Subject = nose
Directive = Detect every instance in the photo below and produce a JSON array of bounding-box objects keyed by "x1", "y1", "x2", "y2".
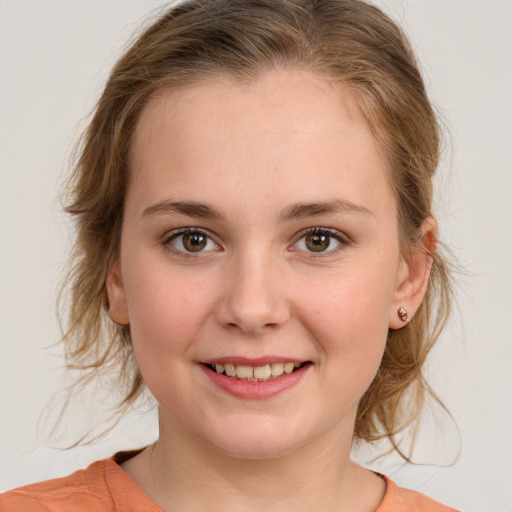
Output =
[{"x1": 215, "y1": 249, "x2": 290, "y2": 335}]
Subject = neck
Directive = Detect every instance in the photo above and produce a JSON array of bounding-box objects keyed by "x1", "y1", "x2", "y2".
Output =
[{"x1": 122, "y1": 412, "x2": 385, "y2": 512}]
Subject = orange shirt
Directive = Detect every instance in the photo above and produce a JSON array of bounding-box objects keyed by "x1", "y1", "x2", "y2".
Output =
[{"x1": 1, "y1": 453, "x2": 458, "y2": 512}]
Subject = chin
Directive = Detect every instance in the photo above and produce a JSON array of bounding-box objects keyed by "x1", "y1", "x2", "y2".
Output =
[{"x1": 202, "y1": 425, "x2": 307, "y2": 461}]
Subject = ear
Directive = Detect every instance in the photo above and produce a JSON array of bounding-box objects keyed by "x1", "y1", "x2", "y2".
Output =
[
  {"x1": 106, "y1": 258, "x2": 130, "y2": 325},
  {"x1": 388, "y1": 217, "x2": 437, "y2": 329}
]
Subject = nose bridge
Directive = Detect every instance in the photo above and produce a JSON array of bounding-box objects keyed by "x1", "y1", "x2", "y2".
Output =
[{"x1": 216, "y1": 242, "x2": 289, "y2": 334}]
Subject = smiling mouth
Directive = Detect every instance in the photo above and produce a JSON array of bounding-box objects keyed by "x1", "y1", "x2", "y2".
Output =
[{"x1": 204, "y1": 362, "x2": 309, "y2": 382}]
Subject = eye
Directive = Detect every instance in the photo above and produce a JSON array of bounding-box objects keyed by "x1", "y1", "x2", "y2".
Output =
[
  {"x1": 166, "y1": 229, "x2": 219, "y2": 254},
  {"x1": 292, "y1": 228, "x2": 347, "y2": 254}
]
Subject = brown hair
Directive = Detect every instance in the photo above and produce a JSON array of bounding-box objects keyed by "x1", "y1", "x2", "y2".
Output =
[{"x1": 61, "y1": 0, "x2": 452, "y2": 457}]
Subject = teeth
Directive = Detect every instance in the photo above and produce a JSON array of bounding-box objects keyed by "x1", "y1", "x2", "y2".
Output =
[
  {"x1": 254, "y1": 365, "x2": 271, "y2": 379},
  {"x1": 270, "y1": 362, "x2": 284, "y2": 376},
  {"x1": 224, "y1": 364, "x2": 236, "y2": 377},
  {"x1": 236, "y1": 365, "x2": 253, "y2": 379},
  {"x1": 210, "y1": 362, "x2": 304, "y2": 381},
  {"x1": 284, "y1": 362, "x2": 294, "y2": 374}
]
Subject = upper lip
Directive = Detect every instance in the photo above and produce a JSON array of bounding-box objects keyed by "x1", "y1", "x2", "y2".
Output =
[{"x1": 202, "y1": 356, "x2": 307, "y2": 366}]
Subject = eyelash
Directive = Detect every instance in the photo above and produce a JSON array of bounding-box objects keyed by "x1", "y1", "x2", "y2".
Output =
[{"x1": 162, "y1": 226, "x2": 350, "y2": 258}]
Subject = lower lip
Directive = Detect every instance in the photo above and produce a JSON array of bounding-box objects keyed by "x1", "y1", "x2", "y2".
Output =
[{"x1": 201, "y1": 363, "x2": 311, "y2": 399}]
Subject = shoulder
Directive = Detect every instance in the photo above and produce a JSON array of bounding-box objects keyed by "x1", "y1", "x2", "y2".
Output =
[
  {"x1": 377, "y1": 475, "x2": 460, "y2": 512},
  {"x1": 0, "y1": 459, "x2": 114, "y2": 512},
  {"x1": 0, "y1": 453, "x2": 161, "y2": 512}
]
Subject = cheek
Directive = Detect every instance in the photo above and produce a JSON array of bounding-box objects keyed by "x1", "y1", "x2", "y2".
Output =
[
  {"x1": 296, "y1": 263, "x2": 395, "y2": 368},
  {"x1": 123, "y1": 260, "x2": 217, "y2": 360}
]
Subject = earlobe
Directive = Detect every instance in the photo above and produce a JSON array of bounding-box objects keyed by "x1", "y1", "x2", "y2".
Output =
[
  {"x1": 388, "y1": 217, "x2": 437, "y2": 329},
  {"x1": 106, "y1": 259, "x2": 130, "y2": 325}
]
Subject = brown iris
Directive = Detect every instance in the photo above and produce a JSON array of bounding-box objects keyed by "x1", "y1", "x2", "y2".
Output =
[
  {"x1": 305, "y1": 233, "x2": 330, "y2": 252},
  {"x1": 182, "y1": 232, "x2": 207, "y2": 252}
]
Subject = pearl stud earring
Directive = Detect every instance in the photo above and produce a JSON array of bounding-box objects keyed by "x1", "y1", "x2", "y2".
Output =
[{"x1": 397, "y1": 307, "x2": 410, "y2": 323}]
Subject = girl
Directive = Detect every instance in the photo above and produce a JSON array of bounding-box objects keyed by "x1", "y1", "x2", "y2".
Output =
[{"x1": 1, "y1": 0, "x2": 461, "y2": 510}]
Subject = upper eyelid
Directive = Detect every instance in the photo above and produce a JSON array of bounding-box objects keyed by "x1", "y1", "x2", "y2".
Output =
[
  {"x1": 163, "y1": 227, "x2": 222, "y2": 251},
  {"x1": 293, "y1": 226, "x2": 349, "y2": 242},
  {"x1": 164, "y1": 227, "x2": 215, "y2": 241},
  {"x1": 299, "y1": 226, "x2": 343, "y2": 235}
]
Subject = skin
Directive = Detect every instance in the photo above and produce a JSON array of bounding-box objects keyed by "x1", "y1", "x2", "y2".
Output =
[{"x1": 107, "y1": 69, "x2": 435, "y2": 512}]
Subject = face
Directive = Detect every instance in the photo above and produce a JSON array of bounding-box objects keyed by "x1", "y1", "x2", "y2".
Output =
[{"x1": 108, "y1": 69, "x2": 417, "y2": 459}]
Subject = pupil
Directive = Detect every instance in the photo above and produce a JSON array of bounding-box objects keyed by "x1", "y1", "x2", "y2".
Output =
[
  {"x1": 306, "y1": 233, "x2": 329, "y2": 252},
  {"x1": 183, "y1": 233, "x2": 206, "y2": 251}
]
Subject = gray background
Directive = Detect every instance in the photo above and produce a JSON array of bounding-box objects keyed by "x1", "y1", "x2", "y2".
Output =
[{"x1": 1, "y1": 1, "x2": 511, "y2": 511}]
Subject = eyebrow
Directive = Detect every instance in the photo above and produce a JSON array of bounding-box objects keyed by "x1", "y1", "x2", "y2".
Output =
[
  {"x1": 142, "y1": 198, "x2": 373, "y2": 221},
  {"x1": 279, "y1": 200, "x2": 374, "y2": 221},
  {"x1": 142, "y1": 200, "x2": 223, "y2": 220}
]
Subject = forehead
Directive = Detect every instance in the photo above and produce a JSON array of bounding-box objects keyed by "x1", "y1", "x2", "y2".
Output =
[
  {"x1": 133, "y1": 69, "x2": 379, "y2": 154},
  {"x1": 128, "y1": 69, "x2": 393, "y2": 218}
]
